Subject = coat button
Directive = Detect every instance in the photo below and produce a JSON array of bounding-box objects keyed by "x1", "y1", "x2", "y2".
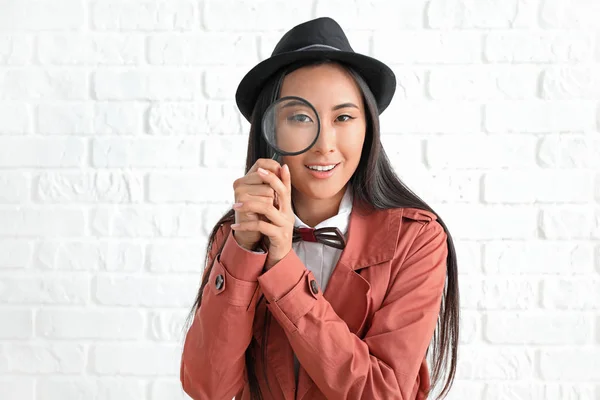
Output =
[
  {"x1": 310, "y1": 279, "x2": 319, "y2": 295},
  {"x1": 215, "y1": 274, "x2": 224, "y2": 290}
]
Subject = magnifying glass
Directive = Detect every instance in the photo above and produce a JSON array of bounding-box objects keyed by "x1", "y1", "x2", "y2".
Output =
[{"x1": 261, "y1": 96, "x2": 320, "y2": 160}]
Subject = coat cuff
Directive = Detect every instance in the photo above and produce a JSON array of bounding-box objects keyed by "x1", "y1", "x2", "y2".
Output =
[
  {"x1": 219, "y1": 230, "x2": 268, "y2": 282},
  {"x1": 257, "y1": 250, "x2": 321, "y2": 333}
]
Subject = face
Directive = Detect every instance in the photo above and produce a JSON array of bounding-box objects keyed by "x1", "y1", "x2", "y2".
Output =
[{"x1": 278, "y1": 63, "x2": 367, "y2": 202}]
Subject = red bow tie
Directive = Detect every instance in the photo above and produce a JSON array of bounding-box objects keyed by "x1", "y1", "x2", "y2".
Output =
[{"x1": 292, "y1": 227, "x2": 347, "y2": 250}]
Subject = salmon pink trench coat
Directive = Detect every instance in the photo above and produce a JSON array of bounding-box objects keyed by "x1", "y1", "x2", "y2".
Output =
[{"x1": 181, "y1": 199, "x2": 448, "y2": 400}]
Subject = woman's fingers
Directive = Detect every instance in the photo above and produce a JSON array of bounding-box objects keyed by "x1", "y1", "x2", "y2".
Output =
[
  {"x1": 256, "y1": 167, "x2": 288, "y2": 206},
  {"x1": 230, "y1": 219, "x2": 279, "y2": 238},
  {"x1": 233, "y1": 201, "x2": 287, "y2": 226}
]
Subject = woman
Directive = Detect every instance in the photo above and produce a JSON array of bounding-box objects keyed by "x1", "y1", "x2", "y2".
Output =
[{"x1": 181, "y1": 17, "x2": 459, "y2": 400}]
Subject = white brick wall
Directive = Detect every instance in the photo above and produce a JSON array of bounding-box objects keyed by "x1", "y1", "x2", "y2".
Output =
[{"x1": 0, "y1": 0, "x2": 598, "y2": 399}]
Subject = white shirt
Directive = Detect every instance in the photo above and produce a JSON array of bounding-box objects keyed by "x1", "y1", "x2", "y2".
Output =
[{"x1": 290, "y1": 185, "x2": 353, "y2": 382}]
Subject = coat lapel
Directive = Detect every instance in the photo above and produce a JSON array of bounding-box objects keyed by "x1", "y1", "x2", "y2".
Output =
[
  {"x1": 295, "y1": 198, "x2": 404, "y2": 399},
  {"x1": 251, "y1": 197, "x2": 405, "y2": 399}
]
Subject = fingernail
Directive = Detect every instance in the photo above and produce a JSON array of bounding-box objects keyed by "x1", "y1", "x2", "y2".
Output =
[
  {"x1": 258, "y1": 167, "x2": 268, "y2": 176},
  {"x1": 231, "y1": 223, "x2": 240, "y2": 228},
  {"x1": 233, "y1": 202, "x2": 243, "y2": 208}
]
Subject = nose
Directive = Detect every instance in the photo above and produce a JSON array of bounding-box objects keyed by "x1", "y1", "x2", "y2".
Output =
[{"x1": 312, "y1": 119, "x2": 336, "y2": 155}]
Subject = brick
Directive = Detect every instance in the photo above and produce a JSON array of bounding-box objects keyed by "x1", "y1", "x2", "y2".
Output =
[
  {"x1": 485, "y1": 31, "x2": 594, "y2": 63},
  {"x1": 0, "y1": 208, "x2": 85, "y2": 236},
  {"x1": 38, "y1": 34, "x2": 143, "y2": 65},
  {"x1": 91, "y1": 344, "x2": 180, "y2": 375},
  {"x1": 0, "y1": 35, "x2": 34, "y2": 64},
  {"x1": 91, "y1": 0, "x2": 196, "y2": 31},
  {"x1": 428, "y1": 66, "x2": 538, "y2": 100},
  {"x1": 453, "y1": 241, "x2": 482, "y2": 274},
  {"x1": 379, "y1": 135, "x2": 424, "y2": 171},
  {"x1": 380, "y1": 102, "x2": 480, "y2": 134},
  {"x1": 94, "y1": 275, "x2": 197, "y2": 307},
  {"x1": 148, "y1": 310, "x2": 189, "y2": 341},
  {"x1": 36, "y1": 171, "x2": 143, "y2": 203},
  {"x1": 540, "y1": 207, "x2": 600, "y2": 239},
  {"x1": 542, "y1": 67, "x2": 600, "y2": 99},
  {"x1": 0, "y1": 309, "x2": 33, "y2": 338},
  {"x1": 94, "y1": 102, "x2": 144, "y2": 135},
  {"x1": 0, "y1": 103, "x2": 31, "y2": 133},
  {"x1": 0, "y1": 0, "x2": 84, "y2": 31},
  {"x1": 37, "y1": 309, "x2": 144, "y2": 339},
  {"x1": 0, "y1": 240, "x2": 32, "y2": 269},
  {"x1": 203, "y1": 67, "x2": 252, "y2": 100},
  {"x1": 0, "y1": 378, "x2": 34, "y2": 400},
  {"x1": 0, "y1": 275, "x2": 89, "y2": 305},
  {"x1": 90, "y1": 206, "x2": 204, "y2": 238},
  {"x1": 202, "y1": 204, "x2": 234, "y2": 236},
  {"x1": 34, "y1": 240, "x2": 144, "y2": 272},
  {"x1": 92, "y1": 138, "x2": 200, "y2": 167},
  {"x1": 202, "y1": 137, "x2": 249, "y2": 168},
  {"x1": 148, "y1": 34, "x2": 257, "y2": 65},
  {"x1": 460, "y1": 277, "x2": 537, "y2": 310},
  {"x1": 539, "y1": 349, "x2": 600, "y2": 381},
  {"x1": 150, "y1": 379, "x2": 193, "y2": 400},
  {"x1": 93, "y1": 70, "x2": 201, "y2": 100},
  {"x1": 484, "y1": 312, "x2": 592, "y2": 344},
  {"x1": 37, "y1": 103, "x2": 92, "y2": 135},
  {"x1": 428, "y1": 0, "x2": 537, "y2": 28},
  {"x1": 456, "y1": 346, "x2": 534, "y2": 379},
  {"x1": 393, "y1": 170, "x2": 480, "y2": 204},
  {"x1": 390, "y1": 67, "x2": 426, "y2": 99},
  {"x1": 538, "y1": 135, "x2": 600, "y2": 169},
  {"x1": 484, "y1": 241, "x2": 594, "y2": 274},
  {"x1": 460, "y1": 311, "x2": 480, "y2": 344},
  {"x1": 435, "y1": 204, "x2": 537, "y2": 240},
  {"x1": 0, "y1": 172, "x2": 30, "y2": 203},
  {"x1": 146, "y1": 241, "x2": 206, "y2": 273},
  {"x1": 148, "y1": 102, "x2": 243, "y2": 135},
  {"x1": 203, "y1": 0, "x2": 312, "y2": 30},
  {"x1": 542, "y1": 278, "x2": 600, "y2": 310},
  {"x1": 0, "y1": 137, "x2": 85, "y2": 167},
  {"x1": 373, "y1": 31, "x2": 482, "y2": 64},
  {"x1": 0, "y1": 69, "x2": 87, "y2": 100},
  {"x1": 316, "y1": 0, "x2": 426, "y2": 29},
  {"x1": 484, "y1": 171, "x2": 594, "y2": 203},
  {"x1": 443, "y1": 382, "x2": 484, "y2": 400},
  {"x1": 427, "y1": 135, "x2": 536, "y2": 169},
  {"x1": 37, "y1": 378, "x2": 144, "y2": 400},
  {"x1": 0, "y1": 343, "x2": 85, "y2": 374},
  {"x1": 541, "y1": 0, "x2": 600, "y2": 28},
  {"x1": 483, "y1": 383, "x2": 596, "y2": 400},
  {"x1": 485, "y1": 101, "x2": 597, "y2": 133},
  {"x1": 148, "y1": 170, "x2": 239, "y2": 203}
]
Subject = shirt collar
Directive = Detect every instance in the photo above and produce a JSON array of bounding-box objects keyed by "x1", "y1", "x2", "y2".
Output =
[{"x1": 294, "y1": 185, "x2": 353, "y2": 234}]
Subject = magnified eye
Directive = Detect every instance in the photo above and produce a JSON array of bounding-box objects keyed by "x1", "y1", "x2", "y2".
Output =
[{"x1": 288, "y1": 113, "x2": 314, "y2": 123}]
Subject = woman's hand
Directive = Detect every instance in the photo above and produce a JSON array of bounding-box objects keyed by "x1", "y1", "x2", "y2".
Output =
[
  {"x1": 231, "y1": 162, "x2": 294, "y2": 270},
  {"x1": 232, "y1": 159, "x2": 281, "y2": 251}
]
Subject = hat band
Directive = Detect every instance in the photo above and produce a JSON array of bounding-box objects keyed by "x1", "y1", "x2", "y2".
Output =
[{"x1": 295, "y1": 44, "x2": 341, "y2": 52}]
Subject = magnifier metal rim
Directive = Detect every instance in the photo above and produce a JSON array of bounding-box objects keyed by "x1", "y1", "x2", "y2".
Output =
[{"x1": 261, "y1": 95, "x2": 321, "y2": 157}]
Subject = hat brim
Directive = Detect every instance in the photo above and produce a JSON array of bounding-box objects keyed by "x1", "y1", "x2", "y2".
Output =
[{"x1": 235, "y1": 50, "x2": 396, "y2": 122}]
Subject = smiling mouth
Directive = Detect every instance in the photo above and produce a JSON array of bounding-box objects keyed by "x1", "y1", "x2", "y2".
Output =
[{"x1": 305, "y1": 163, "x2": 340, "y2": 172}]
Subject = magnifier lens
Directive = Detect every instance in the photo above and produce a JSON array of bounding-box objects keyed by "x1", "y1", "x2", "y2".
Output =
[{"x1": 262, "y1": 97, "x2": 319, "y2": 156}]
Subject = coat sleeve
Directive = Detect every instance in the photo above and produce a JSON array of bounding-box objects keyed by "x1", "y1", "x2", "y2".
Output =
[
  {"x1": 181, "y1": 224, "x2": 268, "y2": 400},
  {"x1": 256, "y1": 220, "x2": 448, "y2": 400}
]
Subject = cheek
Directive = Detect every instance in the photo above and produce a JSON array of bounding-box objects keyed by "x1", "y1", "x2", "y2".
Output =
[{"x1": 339, "y1": 129, "x2": 366, "y2": 162}]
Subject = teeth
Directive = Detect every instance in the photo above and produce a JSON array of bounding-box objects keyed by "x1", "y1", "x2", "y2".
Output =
[{"x1": 308, "y1": 164, "x2": 336, "y2": 171}]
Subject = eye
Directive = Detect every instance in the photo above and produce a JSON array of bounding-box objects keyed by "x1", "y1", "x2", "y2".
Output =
[
  {"x1": 288, "y1": 114, "x2": 313, "y2": 123},
  {"x1": 336, "y1": 114, "x2": 354, "y2": 122}
]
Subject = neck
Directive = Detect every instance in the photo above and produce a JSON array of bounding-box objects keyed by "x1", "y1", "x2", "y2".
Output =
[{"x1": 292, "y1": 185, "x2": 347, "y2": 228}]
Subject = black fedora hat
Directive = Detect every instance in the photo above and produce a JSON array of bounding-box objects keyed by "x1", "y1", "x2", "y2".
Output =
[{"x1": 235, "y1": 17, "x2": 397, "y2": 122}]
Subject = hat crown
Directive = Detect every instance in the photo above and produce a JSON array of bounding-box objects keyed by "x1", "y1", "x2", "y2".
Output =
[{"x1": 272, "y1": 17, "x2": 354, "y2": 56}]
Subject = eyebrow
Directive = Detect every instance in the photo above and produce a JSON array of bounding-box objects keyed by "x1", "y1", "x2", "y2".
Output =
[{"x1": 332, "y1": 102, "x2": 359, "y2": 111}]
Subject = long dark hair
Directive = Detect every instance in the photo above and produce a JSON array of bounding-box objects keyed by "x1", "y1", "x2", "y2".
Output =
[{"x1": 185, "y1": 59, "x2": 459, "y2": 399}]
